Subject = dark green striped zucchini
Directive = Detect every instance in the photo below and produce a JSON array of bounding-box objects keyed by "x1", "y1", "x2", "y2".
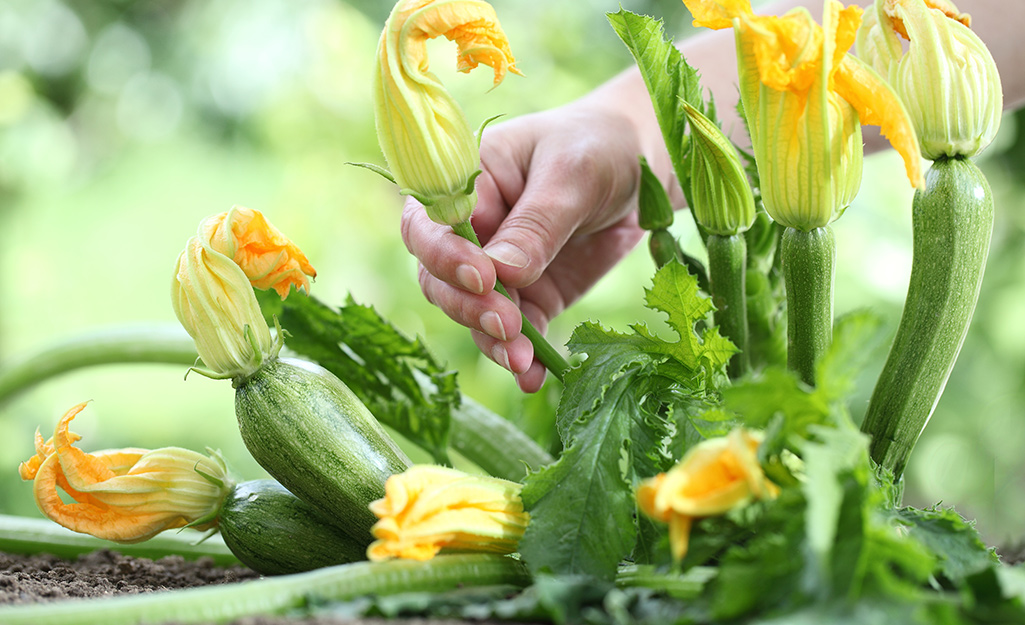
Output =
[
  {"x1": 234, "y1": 357, "x2": 412, "y2": 543},
  {"x1": 862, "y1": 156, "x2": 993, "y2": 479},
  {"x1": 218, "y1": 479, "x2": 368, "y2": 575}
]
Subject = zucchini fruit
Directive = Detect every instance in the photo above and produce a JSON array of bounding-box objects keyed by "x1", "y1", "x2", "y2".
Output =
[
  {"x1": 234, "y1": 357, "x2": 412, "y2": 542},
  {"x1": 862, "y1": 156, "x2": 993, "y2": 479},
  {"x1": 218, "y1": 480, "x2": 367, "y2": 575}
]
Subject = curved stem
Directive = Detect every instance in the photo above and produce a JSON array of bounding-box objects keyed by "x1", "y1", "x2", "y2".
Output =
[
  {"x1": 0, "y1": 326, "x2": 552, "y2": 479},
  {"x1": 707, "y1": 233, "x2": 749, "y2": 378},
  {"x1": 0, "y1": 554, "x2": 530, "y2": 625},
  {"x1": 0, "y1": 325, "x2": 199, "y2": 406},
  {"x1": 781, "y1": 226, "x2": 835, "y2": 386},
  {"x1": 451, "y1": 221, "x2": 570, "y2": 381},
  {"x1": 862, "y1": 157, "x2": 993, "y2": 481},
  {"x1": 0, "y1": 514, "x2": 238, "y2": 566}
]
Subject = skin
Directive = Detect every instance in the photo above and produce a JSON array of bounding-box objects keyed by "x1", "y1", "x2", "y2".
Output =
[{"x1": 401, "y1": 0, "x2": 1025, "y2": 392}]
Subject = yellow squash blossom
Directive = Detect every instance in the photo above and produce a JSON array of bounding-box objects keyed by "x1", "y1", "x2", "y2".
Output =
[
  {"x1": 200, "y1": 205, "x2": 317, "y2": 299},
  {"x1": 374, "y1": 0, "x2": 520, "y2": 226},
  {"x1": 19, "y1": 403, "x2": 231, "y2": 543},
  {"x1": 172, "y1": 207, "x2": 315, "y2": 377},
  {"x1": 682, "y1": 0, "x2": 924, "y2": 230},
  {"x1": 856, "y1": 0, "x2": 1001, "y2": 159},
  {"x1": 367, "y1": 464, "x2": 529, "y2": 561},
  {"x1": 637, "y1": 428, "x2": 778, "y2": 562}
]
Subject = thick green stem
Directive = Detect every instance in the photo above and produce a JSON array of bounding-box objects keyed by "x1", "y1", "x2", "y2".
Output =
[
  {"x1": 707, "y1": 233, "x2": 749, "y2": 378},
  {"x1": 0, "y1": 325, "x2": 199, "y2": 405},
  {"x1": 0, "y1": 515, "x2": 238, "y2": 566},
  {"x1": 0, "y1": 327, "x2": 552, "y2": 479},
  {"x1": 781, "y1": 226, "x2": 835, "y2": 386},
  {"x1": 862, "y1": 157, "x2": 993, "y2": 481},
  {"x1": 0, "y1": 554, "x2": 530, "y2": 625},
  {"x1": 451, "y1": 221, "x2": 570, "y2": 381}
]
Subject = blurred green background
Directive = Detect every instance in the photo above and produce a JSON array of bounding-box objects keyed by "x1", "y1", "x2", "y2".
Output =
[{"x1": 1, "y1": 0, "x2": 1022, "y2": 548}]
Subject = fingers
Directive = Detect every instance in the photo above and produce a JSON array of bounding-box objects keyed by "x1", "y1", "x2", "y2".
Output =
[
  {"x1": 401, "y1": 198, "x2": 496, "y2": 296},
  {"x1": 470, "y1": 296, "x2": 552, "y2": 393},
  {"x1": 418, "y1": 264, "x2": 522, "y2": 343}
]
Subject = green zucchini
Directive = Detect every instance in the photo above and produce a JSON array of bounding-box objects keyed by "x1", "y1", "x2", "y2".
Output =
[
  {"x1": 862, "y1": 156, "x2": 993, "y2": 480},
  {"x1": 218, "y1": 480, "x2": 367, "y2": 575},
  {"x1": 234, "y1": 357, "x2": 412, "y2": 543},
  {"x1": 781, "y1": 225, "x2": 836, "y2": 386}
]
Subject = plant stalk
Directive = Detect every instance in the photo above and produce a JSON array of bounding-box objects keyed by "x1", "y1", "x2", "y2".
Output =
[
  {"x1": 0, "y1": 515, "x2": 238, "y2": 566},
  {"x1": 0, "y1": 325, "x2": 199, "y2": 405},
  {"x1": 781, "y1": 226, "x2": 835, "y2": 386},
  {"x1": 0, "y1": 554, "x2": 530, "y2": 625},
  {"x1": 451, "y1": 221, "x2": 571, "y2": 381},
  {"x1": 0, "y1": 326, "x2": 552, "y2": 480},
  {"x1": 861, "y1": 157, "x2": 993, "y2": 480},
  {"x1": 707, "y1": 233, "x2": 749, "y2": 378}
]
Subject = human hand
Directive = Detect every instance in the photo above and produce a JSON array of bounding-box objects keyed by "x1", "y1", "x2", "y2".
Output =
[{"x1": 401, "y1": 101, "x2": 651, "y2": 392}]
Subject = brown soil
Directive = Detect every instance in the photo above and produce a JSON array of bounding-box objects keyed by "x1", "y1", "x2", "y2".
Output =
[{"x1": 0, "y1": 550, "x2": 528, "y2": 625}]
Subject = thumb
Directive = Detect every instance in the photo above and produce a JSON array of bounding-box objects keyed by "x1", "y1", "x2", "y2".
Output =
[{"x1": 482, "y1": 153, "x2": 605, "y2": 289}]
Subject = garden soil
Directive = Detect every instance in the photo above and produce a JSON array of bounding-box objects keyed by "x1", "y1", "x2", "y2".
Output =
[
  {"x1": 3, "y1": 546, "x2": 1023, "y2": 623},
  {"x1": 0, "y1": 549, "x2": 532, "y2": 625}
]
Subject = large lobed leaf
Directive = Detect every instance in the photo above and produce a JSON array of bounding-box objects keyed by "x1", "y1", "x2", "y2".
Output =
[{"x1": 519, "y1": 261, "x2": 732, "y2": 580}]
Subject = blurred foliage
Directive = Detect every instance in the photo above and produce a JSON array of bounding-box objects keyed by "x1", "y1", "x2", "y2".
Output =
[{"x1": 0, "y1": 0, "x2": 1024, "y2": 551}]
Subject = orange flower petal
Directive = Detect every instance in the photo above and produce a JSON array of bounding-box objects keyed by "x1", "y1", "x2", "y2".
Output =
[
  {"x1": 202, "y1": 206, "x2": 317, "y2": 299},
  {"x1": 834, "y1": 55, "x2": 924, "y2": 188},
  {"x1": 33, "y1": 453, "x2": 179, "y2": 543}
]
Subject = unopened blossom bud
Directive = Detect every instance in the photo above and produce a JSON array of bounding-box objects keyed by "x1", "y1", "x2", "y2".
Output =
[
  {"x1": 20, "y1": 403, "x2": 231, "y2": 543},
  {"x1": 683, "y1": 101, "x2": 755, "y2": 236},
  {"x1": 367, "y1": 465, "x2": 529, "y2": 561},
  {"x1": 856, "y1": 0, "x2": 1001, "y2": 160},
  {"x1": 172, "y1": 236, "x2": 273, "y2": 377},
  {"x1": 373, "y1": 0, "x2": 520, "y2": 226}
]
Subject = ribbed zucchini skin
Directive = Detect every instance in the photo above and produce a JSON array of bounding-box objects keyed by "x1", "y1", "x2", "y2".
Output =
[
  {"x1": 234, "y1": 357, "x2": 412, "y2": 542},
  {"x1": 219, "y1": 480, "x2": 367, "y2": 575}
]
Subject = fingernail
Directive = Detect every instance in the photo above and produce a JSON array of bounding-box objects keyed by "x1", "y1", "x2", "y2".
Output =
[
  {"x1": 455, "y1": 264, "x2": 484, "y2": 294},
  {"x1": 485, "y1": 242, "x2": 529, "y2": 268},
  {"x1": 491, "y1": 344, "x2": 512, "y2": 371},
  {"x1": 479, "y1": 310, "x2": 507, "y2": 341}
]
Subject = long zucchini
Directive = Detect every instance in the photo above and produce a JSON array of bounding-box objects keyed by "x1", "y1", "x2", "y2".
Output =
[
  {"x1": 234, "y1": 357, "x2": 412, "y2": 543},
  {"x1": 218, "y1": 480, "x2": 367, "y2": 575},
  {"x1": 861, "y1": 156, "x2": 993, "y2": 479}
]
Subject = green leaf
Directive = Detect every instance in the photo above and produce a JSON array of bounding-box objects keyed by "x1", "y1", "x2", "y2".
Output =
[
  {"x1": 518, "y1": 368, "x2": 647, "y2": 581},
  {"x1": 607, "y1": 9, "x2": 704, "y2": 200},
  {"x1": 890, "y1": 506, "x2": 999, "y2": 583},
  {"x1": 816, "y1": 310, "x2": 888, "y2": 403},
  {"x1": 261, "y1": 292, "x2": 457, "y2": 465},
  {"x1": 520, "y1": 261, "x2": 730, "y2": 579}
]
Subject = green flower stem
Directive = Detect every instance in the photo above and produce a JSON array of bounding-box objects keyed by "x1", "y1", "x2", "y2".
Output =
[
  {"x1": 0, "y1": 326, "x2": 552, "y2": 479},
  {"x1": 0, "y1": 325, "x2": 199, "y2": 406},
  {"x1": 862, "y1": 157, "x2": 993, "y2": 481},
  {"x1": 707, "y1": 233, "x2": 749, "y2": 378},
  {"x1": 451, "y1": 221, "x2": 571, "y2": 382},
  {"x1": 0, "y1": 514, "x2": 238, "y2": 566},
  {"x1": 781, "y1": 226, "x2": 836, "y2": 386},
  {"x1": 0, "y1": 554, "x2": 530, "y2": 625}
]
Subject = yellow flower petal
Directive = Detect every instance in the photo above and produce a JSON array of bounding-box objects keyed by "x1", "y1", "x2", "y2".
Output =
[
  {"x1": 684, "y1": 0, "x2": 753, "y2": 29},
  {"x1": 636, "y1": 428, "x2": 777, "y2": 563},
  {"x1": 367, "y1": 464, "x2": 528, "y2": 562}
]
